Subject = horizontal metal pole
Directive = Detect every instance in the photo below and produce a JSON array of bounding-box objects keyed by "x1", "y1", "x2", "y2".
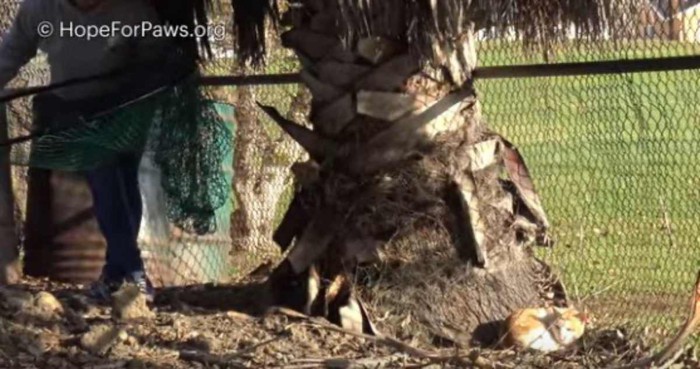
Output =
[
  {"x1": 199, "y1": 55, "x2": 700, "y2": 85},
  {"x1": 473, "y1": 55, "x2": 700, "y2": 79},
  {"x1": 199, "y1": 73, "x2": 302, "y2": 86},
  {"x1": 2, "y1": 55, "x2": 700, "y2": 104}
]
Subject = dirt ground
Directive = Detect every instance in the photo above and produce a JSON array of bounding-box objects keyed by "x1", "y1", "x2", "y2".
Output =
[{"x1": 0, "y1": 275, "x2": 697, "y2": 369}]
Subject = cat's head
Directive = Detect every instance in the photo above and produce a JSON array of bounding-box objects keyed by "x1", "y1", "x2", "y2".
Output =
[
  {"x1": 555, "y1": 306, "x2": 590, "y2": 323},
  {"x1": 558, "y1": 307, "x2": 590, "y2": 338}
]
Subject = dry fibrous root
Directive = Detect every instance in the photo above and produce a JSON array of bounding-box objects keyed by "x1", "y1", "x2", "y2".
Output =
[{"x1": 261, "y1": 0, "x2": 559, "y2": 341}]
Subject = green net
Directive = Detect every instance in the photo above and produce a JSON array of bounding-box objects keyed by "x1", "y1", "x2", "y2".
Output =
[{"x1": 5, "y1": 77, "x2": 235, "y2": 236}]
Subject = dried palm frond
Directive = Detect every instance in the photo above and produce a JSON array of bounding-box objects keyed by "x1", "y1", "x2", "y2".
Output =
[
  {"x1": 150, "y1": 0, "x2": 217, "y2": 61},
  {"x1": 0, "y1": 1, "x2": 19, "y2": 31},
  {"x1": 149, "y1": 0, "x2": 279, "y2": 67},
  {"x1": 10, "y1": 0, "x2": 635, "y2": 68},
  {"x1": 148, "y1": 0, "x2": 634, "y2": 67},
  {"x1": 336, "y1": 0, "x2": 635, "y2": 64},
  {"x1": 230, "y1": 0, "x2": 280, "y2": 66}
]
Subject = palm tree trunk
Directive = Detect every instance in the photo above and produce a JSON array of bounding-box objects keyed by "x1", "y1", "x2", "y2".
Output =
[{"x1": 266, "y1": 0, "x2": 561, "y2": 344}]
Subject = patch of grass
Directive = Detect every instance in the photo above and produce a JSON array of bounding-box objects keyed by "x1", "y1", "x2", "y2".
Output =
[
  {"x1": 476, "y1": 42, "x2": 700, "y2": 333},
  {"x1": 477, "y1": 39, "x2": 700, "y2": 66}
]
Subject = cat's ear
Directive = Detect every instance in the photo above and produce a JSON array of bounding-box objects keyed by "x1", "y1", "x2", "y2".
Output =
[{"x1": 577, "y1": 312, "x2": 590, "y2": 323}]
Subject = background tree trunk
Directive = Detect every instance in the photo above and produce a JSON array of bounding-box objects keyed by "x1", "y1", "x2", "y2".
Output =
[
  {"x1": 0, "y1": 1, "x2": 50, "y2": 283},
  {"x1": 205, "y1": 2, "x2": 311, "y2": 276},
  {"x1": 265, "y1": 0, "x2": 560, "y2": 344},
  {"x1": 0, "y1": 104, "x2": 20, "y2": 284},
  {"x1": 227, "y1": 72, "x2": 310, "y2": 275},
  {"x1": 0, "y1": 1, "x2": 20, "y2": 284}
]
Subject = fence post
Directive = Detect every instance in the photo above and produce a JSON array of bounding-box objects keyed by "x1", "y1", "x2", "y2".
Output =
[{"x1": 0, "y1": 103, "x2": 20, "y2": 284}]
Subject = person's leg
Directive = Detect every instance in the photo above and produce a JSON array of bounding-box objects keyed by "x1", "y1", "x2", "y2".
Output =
[
  {"x1": 114, "y1": 154, "x2": 146, "y2": 276},
  {"x1": 85, "y1": 154, "x2": 152, "y2": 300}
]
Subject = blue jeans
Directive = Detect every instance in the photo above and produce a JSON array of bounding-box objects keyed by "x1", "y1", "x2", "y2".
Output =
[{"x1": 84, "y1": 155, "x2": 145, "y2": 281}]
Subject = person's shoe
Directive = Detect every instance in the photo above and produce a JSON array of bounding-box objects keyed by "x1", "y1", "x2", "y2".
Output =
[
  {"x1": 88, "y1": 273, "x2": 123, "y2": 302},
  {"x1": 124, "y1": 271, "x2": 155, "y2": 303}
]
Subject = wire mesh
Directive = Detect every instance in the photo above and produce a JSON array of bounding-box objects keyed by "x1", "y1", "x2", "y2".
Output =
[
  {"x1": 0, "y1": 2, "x2": 305, "y2": 285},
  {"x1": 475, "y1": 1, "x2": 700, "y2": 344},
  {"x1": 1, "y1": 0, "x2": 49, "y2": 238},
  {"x1": 0, "y1": 3, "x2": 201, "y2": 285},
  {"x1": 1, "y1": 0, "x2": 699, "y2": 346},
  {"x1": 200, "y1": 43, "x2": 310, "y2": 274}
]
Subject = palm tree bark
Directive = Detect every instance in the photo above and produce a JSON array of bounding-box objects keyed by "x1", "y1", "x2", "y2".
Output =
[{"x1": 264, "y1": 0, "x2": 559, "y2": 344}]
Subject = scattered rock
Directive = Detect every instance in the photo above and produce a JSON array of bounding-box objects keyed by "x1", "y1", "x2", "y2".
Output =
[
  {"x1": 173, "y1": 318, "x2": 190, "y2": 339},
  {"x1": 45, "y1": 356, "x2": 67, "y2": 368},
  {"x1": 20, "y1": 334, "x2": 47, "y2": 357},
  {"x1": 0, "y1": 287, "x2": 34, "y2": 311},
  {"x1": 62, "y1": 293, "x2": 91, "y2": 313},
  {"x1": 225, "y1": 310, "x2": 254, "y2": 321},
  {"x1": 184, "y1": 332, "x2": 216, "y2": 353},
  {"x1": 64, "y1": 308, "x2": 89, "y2": 334},
  {"x1": 117, "y1": 329, "x2": 129, "y2": 342},
  {"x1": 84, "y1": 361, "x2": 127, "y2": 369},
  {"x1": 80, "y1": 324, "x2": 126, "y2": 356},
  {"x1": 125, "y1": 335, "x2": 139, "y2": 346},
  {"x1": 112, "y1": 284, "x2": 154, "y2": 321},
  {"x1": 0, "y1": 260, "x2": 22, "y2": 285},
  {"x1": 127, "y1": 359, "x2": 147, "y2": 369},
  {"x1": 34, "y1": 292, "x2": 64, "y2": 314}
]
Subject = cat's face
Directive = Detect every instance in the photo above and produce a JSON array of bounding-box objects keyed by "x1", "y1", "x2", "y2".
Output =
[
  {"x1": 559, "y1": 308, "x2": 588, "y2": 338},
  {"x1": 564, "y1": 318, "x2": 585, "y2": 336}
]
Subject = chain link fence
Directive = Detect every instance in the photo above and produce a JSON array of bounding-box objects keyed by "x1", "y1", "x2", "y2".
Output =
[
  {"x1": 2, "y1": 0, "x2": 700, "y2": 345},
  {"x1": 475, "y1": 1, "x2": 700, "y2": 344},
  {"x1": 202, "y1": 55, "x2": 309, "y2": 277},
  {"x1": 0, "y1": 1, "x2": 303, "y2": 286},
  {"x1": 1, "y1": 0, "x2": 48, "y2": 243}
]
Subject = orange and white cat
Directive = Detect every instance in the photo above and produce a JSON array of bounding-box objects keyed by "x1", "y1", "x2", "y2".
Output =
[{"x1": 502, "y1": 306, "x2": 589, "y2": 352}]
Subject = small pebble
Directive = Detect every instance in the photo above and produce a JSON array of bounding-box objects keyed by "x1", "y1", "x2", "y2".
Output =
[
  {"x1": 80, "y1": 325, "x2": 125, "y2": 355},
  {"x1": 127, "y1": 359, "x2": 147, "y2": 369},
  {"x1": 34, "y1": 292, "x2": 64, "y2": 314},
  {"x1": 112, "y1": 284, "x2": 155, "y2": 321}
]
